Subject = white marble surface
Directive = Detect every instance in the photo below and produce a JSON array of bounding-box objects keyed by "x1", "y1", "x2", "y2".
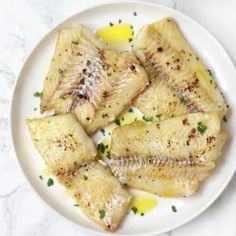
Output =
[{"x1": 1, "y1": 0, "x2": 236, "y2": 235}]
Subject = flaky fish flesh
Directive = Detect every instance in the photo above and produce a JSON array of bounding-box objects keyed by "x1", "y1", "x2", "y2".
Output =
[
  {"x1": 133, "y1": 18, "x2": 228, "y2": 121},
  {"x1": 109, "y1": 113, "x2": 226, "y2": 197},
  {"x1": 40, "y1": 26, "x2": 149, "y2": 134}
]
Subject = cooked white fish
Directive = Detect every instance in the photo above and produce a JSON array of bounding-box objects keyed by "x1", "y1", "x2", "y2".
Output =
[
  {"x1": 64, "y1": 162, "x2": 131, "y2": 231},
  {"x1": 111, "y1": 112, "x2": 223, "y2": 162},
  {"x1": 26, "y1": 114, "x2": 97, "y2": 174},
  {"x1": 27, "y1": 114, "x2": 131, "y2": 232},
  {"x1": 40, "y1": 26, "x2": 149, "y2": 134},
  {"x1": 133, "y1": 18, "x2": 228, "y2": 120},
  {"x1": 109, "y1": 113, "x2": 226, "y2": 197}
]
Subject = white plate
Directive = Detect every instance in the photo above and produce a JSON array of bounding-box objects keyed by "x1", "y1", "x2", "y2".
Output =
[{"x1": 11, "y1": 1, "x2": 236, "y2": 235}]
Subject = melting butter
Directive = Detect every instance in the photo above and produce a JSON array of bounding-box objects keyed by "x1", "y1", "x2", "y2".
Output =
[
  {"x1": 42, "y1": 166, "x2": 52, "y2": 176},
  {"x1": 129, "y1": 193, "x2": 158, "y2": 214},
  {"x1": 96, "y1": 23, "x2": 133, "y2": 44}
]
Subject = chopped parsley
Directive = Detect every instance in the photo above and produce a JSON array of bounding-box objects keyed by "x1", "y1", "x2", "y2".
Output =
[
  {"x1": 109, "y1": 22, "x2": 114, "y2": 27},
  {"x1": 106, "y1": 151, "x2": 111, "y2": 159},
  {"x1": 180, "y1": 96, "x2": 186, "y2": 103},
  {"x1": 58, "y1": 68, "x2": 64, "y2": 74},
  {"x1": 33, "y1": 91, "x2": 43, "y2": 98},
  {"x1": 129, "y1": 38, "x2": 133, "y2": 42},
  {"x1": 133, "y1": 11, "x2": 137, "y2": 16},
  {"x1": 47, "y1": 178, "x2": 54, "y2": 187},
  {"x1": 86, "y1": 60, "x2": 91, "y2": 66},
  {"x1": 131, "y1": 206, "x2": 138, "y2": 214},
  {"x1": 99, "y1": 209, "x2": 106, "y2": 219},
  {"x1": 128, "y1": 108, "x2": 134, "y2": 113},
  {"x1": 171, "y1": 205, "x2": 177, "y2": 213},
  {"x1": 142, "y1": 116, "x2": 152, "y2": 122},
  {"x1": 114, "y1": 119, "x2": 121, "y2": 126},
  {"x1": 197, "y1": 122, "x2": 207, "y2": 134},
  {"x1": 83, "y1": 175, "x2": 88, "y2": 180},
  {"x1": 72, "y1": 41, "x2": 79, "y2": 45},
  {"x1": 100, "y1": 128, "x2": 105, "y2": 135},
  {"x1": 223, "y1": 115, "x2": 227, "y2": 122},
  {"x1": 98, "y1": 143, "x2": 106, "y2": 153},
  {"x1": 156, "y1": 114, "x2": 162, "y2": 119},
  {"x1": 140, "y1": 212, "x2": 144, "y2": 216},
  {"x1": 74, "y1": 204, "x2": 79, "y2": 207},
  {"x1": 107, "y1": 72, "x2": 112, "y2": 76},
  {"x1": 118, "y1": 19, "x2": 122, "y2": 23},
  {"x1": 39, "y1": 175, "x2": 43, "y2": 180}
]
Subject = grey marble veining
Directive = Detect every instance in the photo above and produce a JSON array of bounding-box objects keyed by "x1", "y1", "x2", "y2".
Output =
[{"x1": 0, "y1": 0, "x2": 236, "y2": 235}]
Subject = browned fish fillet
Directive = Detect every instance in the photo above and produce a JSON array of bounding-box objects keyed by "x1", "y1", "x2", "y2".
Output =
[
  {"x1": 133, "y1": 18, "x2": 228, "y2": 121},
  {"x1": 40, "y1": 26, "x2": 149, "y2": 134}
]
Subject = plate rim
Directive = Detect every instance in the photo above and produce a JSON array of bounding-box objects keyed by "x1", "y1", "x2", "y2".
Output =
[{"x1": 10, "y1": 1, "x2": 236, "y2": 235}]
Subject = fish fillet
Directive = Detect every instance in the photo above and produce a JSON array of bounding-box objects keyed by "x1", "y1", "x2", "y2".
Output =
[
  {"x1": 109, "y1": 113, "x2": 226, "y2": 197},
  {"x1": 111, "y1": 112, "x2": 223, "y2": 162},
  {"x1": 40, "y1": 26, "x2": 149, "y2": 134},
  {"x1": 64, "y1": 162, "x2": 131, "y2": 231},
  {"x1": 26, "y1": 114, "x2": 97, "y2": 174},
  {"x1": 133, "y1": 18, "x2": 228, "y2": 120},
  {"x1": 26, "y1": 114, "x2": 131, "y2": 231}
]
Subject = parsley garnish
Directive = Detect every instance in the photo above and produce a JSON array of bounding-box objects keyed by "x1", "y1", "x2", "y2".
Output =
[
  {"x1": 140, "y1": 212, "x2": 144, "y2": 216},
  {"x1": 106, "y1": 151, "x2": 111, "y2": 159},
  {"x1": 131, "y1": 206, "x2": 138, "y2": 214},
  {"x1": 171, "y1": 205, "x2": 177, "y2": 213},
  {"x1": 83, "y1": 175, "x2": 88, "y2": 180},
  {"x1": 47, "y1": 178, "x2": 54, "y2": 187},
  {"x1": 142, "y1": 116, "x2": 152, "y2": 122},
  {"x1": 58, "y1": 68, "x2": 64, "y2": 74},
  {"x1": 118, "y1": 19, "x2": 122, "y2": 23},
  {"x1": 129, "y1": 38, "x2": 133, "y2": 42},
  {"x1": 223, "y1": 115, "x2": 227, "y2": 122},
  {"x1": 86, "y1": 60, "x2": 91, "y2": 66},
  {"x1": 33, "y1": 91, "x2": 43, "y2": 98},
  {"x1": 109, "y1": 22, "x2": 114, "y2": 27},
  {"x1": 156, "y1": 114, "x2": 162, "y2": 119},
  {"x1": 98, "y1": 143, "x2": 106, "y2": 153},
  {"x1": 114, "y1": 119, "x2": 121, "y2": 126},
  {"x1": 99, "y1": 209, "x2": 106, "y2": 219},
  {"x1": 128, "y1": 108, "x2": 134, "y2": 113},
  {"x1": 197, "y1": 122, "x2": 207, "y2": 134},
  {"x1": 72, "y1": 41, "x2": 79, "y2": 45},
  {"x1": 100, "y1": 128, "x2": 105, "y2": 135}
]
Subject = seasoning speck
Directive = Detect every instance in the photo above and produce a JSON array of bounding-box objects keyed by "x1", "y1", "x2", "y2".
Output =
[
  {"x1": 128, "y1": 108, "x2": 134, "y2": 113},
  {"x1": 58, "y1": 68, "x2": 64, "y2": 74},
  {"x1": 131, "y1": 206, "x2": 138, "y2": 214},
  {"x1": 171, "y1": 205, "x2": 177, "y2": 213},
  {"x1": 47, "y1": 178, "x2": 54, "y2": 187},
  {"x1": 86, "y1": 60, "x2": 91, "y2": 66},
  {"x1": 100, "y1": 128, "x2": 105, "y2": 135},
  {"x1": 74, "y1": 204, "x2": 79, "y2": 207},
  {"x1": 143, "y1": 116, "x2": 152, "y2": 122},
  {"x1": 133, "y1": 11, "x2": 137, "y2": 16},
  {"x1": 197, "y1": 122, "x2": 207, "y2": 135},
  {"x1": 33, "y1": 91, "x2": 43, "y2": 98},
  {"x1": 39, "y1": 175, "x2": 43, "y2": 180},
  {"x1": 114, "y1": 119, "x2": 121, "y2": 126},
  {"x1": 109, "y1": 22, "x2": 114, "y2": 27},
  {"x1": 223, "y1": 115, "x2": 227, "y2": 122},
  {"x1": 83, "y1": 175, "x2": 88, "y2": 180},
  {"x1": 99, "y1": 209, "x2": 106, "y2": 219}
]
